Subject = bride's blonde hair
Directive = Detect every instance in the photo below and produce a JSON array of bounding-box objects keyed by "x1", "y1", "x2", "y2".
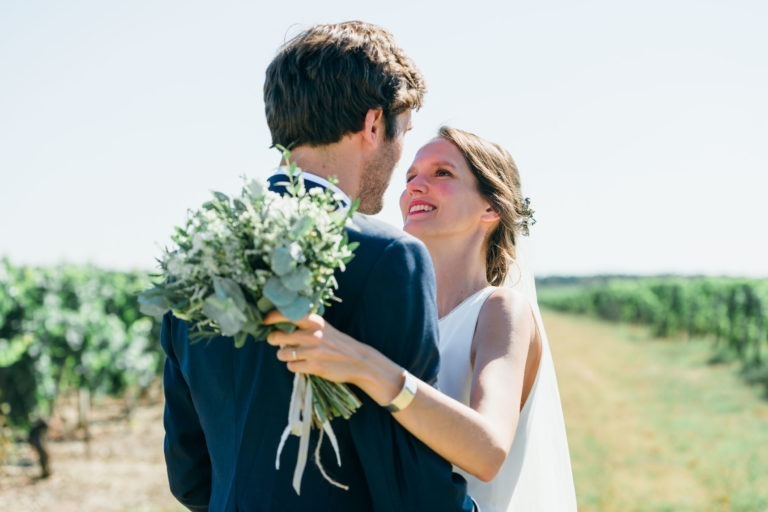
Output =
[{"x1": 437, "y1": 126, "x2": 528, "y2": 286}]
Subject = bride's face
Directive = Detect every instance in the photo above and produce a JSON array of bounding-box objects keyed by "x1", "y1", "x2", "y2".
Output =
[{"x1": 399, "y1": 138, "x2": 497, "y2": 240}]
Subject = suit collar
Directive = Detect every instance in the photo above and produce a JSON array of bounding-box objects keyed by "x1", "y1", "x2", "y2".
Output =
[{"x1": 270, "y1": 168, "x2": 351, "y2": 210}]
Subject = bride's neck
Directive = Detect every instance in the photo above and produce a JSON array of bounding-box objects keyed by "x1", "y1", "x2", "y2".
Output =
[{"x1": 424, "y1": 237, "x2": 490, "y2": 318}]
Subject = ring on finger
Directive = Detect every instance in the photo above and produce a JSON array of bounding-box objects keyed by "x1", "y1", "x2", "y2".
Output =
[{"x1": 291, "y1": 349, "x2": 298, "y2": 361}]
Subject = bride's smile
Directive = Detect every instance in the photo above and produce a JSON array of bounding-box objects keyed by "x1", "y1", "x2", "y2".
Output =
[
  {"x1": 400, "y1": 138, "x2": 499, "y2": 245},
  {"x1": 407, "y1": 200, "x2": 437, "y2": 215}
]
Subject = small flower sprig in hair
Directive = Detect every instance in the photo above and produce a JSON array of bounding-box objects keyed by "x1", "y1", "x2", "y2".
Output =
[{"x1": 517, "y1": 197, "x2": 536, "y2": 236}]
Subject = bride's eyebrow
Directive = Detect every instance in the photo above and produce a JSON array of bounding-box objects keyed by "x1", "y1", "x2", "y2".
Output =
[{"x1": 405, "y1": 160, "x2": 456, "y2": 176}]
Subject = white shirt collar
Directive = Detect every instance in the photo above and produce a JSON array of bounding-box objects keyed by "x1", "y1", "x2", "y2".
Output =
[{"x1": 272, "y1": 167, "x2": 352, "y2": 210}]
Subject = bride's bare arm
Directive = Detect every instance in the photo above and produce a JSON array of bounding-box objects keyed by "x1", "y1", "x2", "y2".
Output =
[{"x1": 265, "y1": 288, "x2": 536, "y2": 482}]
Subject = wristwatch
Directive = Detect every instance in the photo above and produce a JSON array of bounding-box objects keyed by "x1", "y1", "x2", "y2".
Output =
[{"x1": 383, "y1": 370, "x2": 418, "y2": 413}]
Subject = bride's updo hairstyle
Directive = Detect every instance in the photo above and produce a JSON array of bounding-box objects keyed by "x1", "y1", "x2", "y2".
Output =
[{"x1": 437, "y1": 126, "x2": 528, "y2": 286}]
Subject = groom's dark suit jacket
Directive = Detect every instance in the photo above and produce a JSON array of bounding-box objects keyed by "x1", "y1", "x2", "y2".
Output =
[{"x1": 161, "y1": 176, "x2": 473, "y2": 511}]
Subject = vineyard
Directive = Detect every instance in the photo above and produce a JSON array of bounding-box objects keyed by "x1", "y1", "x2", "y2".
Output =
[
  {"x1": 538, "y1": 276, "x2": 768, "y2": 386},
  {"x1": 3, "y1": 268, "x2": 766, "y2": 431},
  {"x1": 3, "y1": 262, "x2": 768, "y2": 508},
  {"x1": 0, "y1": 259, "x2": 162, "y2": 473}
]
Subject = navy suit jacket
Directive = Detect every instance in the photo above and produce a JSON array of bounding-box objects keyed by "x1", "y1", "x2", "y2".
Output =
[{"x1": 160, "y1": 176, "x2": 473, "y2": 511}]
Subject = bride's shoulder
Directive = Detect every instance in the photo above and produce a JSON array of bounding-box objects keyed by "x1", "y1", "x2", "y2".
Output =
[
  {"x1": 472, "y1": 287, "x2": 536, "y2": 358},
  {"x1": 484, "y1": 287, "x2": 533, "y2": 314},
  {"x1": 476, "y1": 287, "x2": 536, "y2": 337}
]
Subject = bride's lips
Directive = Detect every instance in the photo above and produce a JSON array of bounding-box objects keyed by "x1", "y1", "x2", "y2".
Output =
[{"x1": 407, "y1": 199, "x2": 437, "y2": 216}]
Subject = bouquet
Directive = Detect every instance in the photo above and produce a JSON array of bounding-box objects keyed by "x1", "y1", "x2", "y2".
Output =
[{"x1": 139, "y1": 152, "x2": 361, "y2": 493}]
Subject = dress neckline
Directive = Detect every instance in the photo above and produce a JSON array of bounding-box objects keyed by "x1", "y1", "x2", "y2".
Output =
[{"x1": 438, "y1": 286, "x2": 495, "y2": 322}]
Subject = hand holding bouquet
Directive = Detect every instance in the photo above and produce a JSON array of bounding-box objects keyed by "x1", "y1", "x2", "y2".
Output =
[{"x1": 140, "y1": 152, "x2": 360, "y2": 493}]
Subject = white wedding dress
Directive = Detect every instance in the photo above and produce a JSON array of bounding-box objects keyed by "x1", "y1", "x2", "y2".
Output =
[{"x1": 437, "y1": 287, "x2": 578, "y2": 511}]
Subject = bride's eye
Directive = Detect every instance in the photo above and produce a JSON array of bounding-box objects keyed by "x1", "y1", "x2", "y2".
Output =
[{"x1": 436, "y1": 169, "x2": 452, "y2": 177}]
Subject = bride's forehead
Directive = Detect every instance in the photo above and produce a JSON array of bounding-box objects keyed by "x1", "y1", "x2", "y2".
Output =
[{"x1": 411, "y1": 138, "x2": 463, "y2": 165}]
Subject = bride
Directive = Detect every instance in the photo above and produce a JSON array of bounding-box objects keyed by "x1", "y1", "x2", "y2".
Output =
[{"x1": 267, "y1": 126, "x2": 577, "y2": 511}]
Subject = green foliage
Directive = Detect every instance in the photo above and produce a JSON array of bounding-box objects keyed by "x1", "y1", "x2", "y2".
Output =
[
  {"x1": 0, "y1": 259, "x2": 162, "y2": 427},
  {"x1": 139, "y1": 155, "x2": 357, "y2": 343},
  {"x1": 539, "y1": 276, "x2": 768, "y2": 377},
  {"x1": 138, "y1": 150, "x2": 362, "y2": 430}
]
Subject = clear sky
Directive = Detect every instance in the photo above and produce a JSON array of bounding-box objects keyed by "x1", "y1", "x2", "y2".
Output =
[{"x1": 1, "y1": 0, "x2": 766, "y2": 277}]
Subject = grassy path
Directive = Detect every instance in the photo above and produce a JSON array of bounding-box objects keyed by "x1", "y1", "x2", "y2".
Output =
[{"x1": 544, "y1": 310, "x2": 768, "y2": 512}]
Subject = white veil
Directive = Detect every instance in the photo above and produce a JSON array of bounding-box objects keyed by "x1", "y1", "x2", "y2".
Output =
[{"x1": 503, "y1": 234, "x2": 578, "y2": 511}]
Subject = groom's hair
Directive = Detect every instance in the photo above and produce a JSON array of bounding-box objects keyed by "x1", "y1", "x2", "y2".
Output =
[{"x1": 264, "y1": 21, "x2": 426, "y2": 148}]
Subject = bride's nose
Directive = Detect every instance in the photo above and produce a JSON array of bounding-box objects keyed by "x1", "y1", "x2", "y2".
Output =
[{"x1": 405, "y1": 174, "x2": 427, "y2": 194}]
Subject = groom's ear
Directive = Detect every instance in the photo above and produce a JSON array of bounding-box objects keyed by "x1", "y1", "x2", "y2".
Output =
[{"x1": 362, "y1": 108, "x2": 385, "y2": 147}]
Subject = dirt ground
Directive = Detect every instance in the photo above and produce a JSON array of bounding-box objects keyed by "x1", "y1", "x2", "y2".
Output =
[{"x1": 0, "y1": 395, "x2": 182, "y2": 512}]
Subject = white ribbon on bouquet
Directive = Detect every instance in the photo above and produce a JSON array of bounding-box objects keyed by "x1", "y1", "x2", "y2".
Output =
[{"x1": 275, "y1": 373, "x2": 348, "y2": 494}]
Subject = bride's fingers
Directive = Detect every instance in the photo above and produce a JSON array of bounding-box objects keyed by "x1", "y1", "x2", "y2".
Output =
[
  {"x1": 267, "y1": 328, "x2": 321, "y2": 347},
  {"x1": 263, "y1": 310, "x2": 288, "y2": 325},
  {"x1": 276, "y1": 345, "x2": 303, "y2": 362},
  {"x1": 264, "y1": 311, "x2": 325, "y2": 331},
  {"x1": 266, "y1": 330, "x2": 283, "y2": 346},
  {"x1": 267, "y1": 329, "x2": 305, "y2": 347},
  {"x1": 295, "y1": 313, "x2": 324, "y2": 331},
  {"x1": 285, "y1": 360, "x2": 311, "y2": 374}
]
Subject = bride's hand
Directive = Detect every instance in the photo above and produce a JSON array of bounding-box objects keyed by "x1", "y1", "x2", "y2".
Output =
[{"x1": 264, "y1": 311, "x2": 369, "y2": 386}]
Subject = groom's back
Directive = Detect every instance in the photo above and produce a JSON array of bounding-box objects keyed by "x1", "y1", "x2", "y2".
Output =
[
  {"x1": 326, "y1": 215, "x2": 442, "y2": 384},
  {"x1": 163, "y1": 323, "x2": 375, "y2": 511},
  {"x1": 242, "y1": 214, "x2": 445, "y2": 510},
  {"x1": 162, "y1": 214, "x2": 471, "y2": 511}
]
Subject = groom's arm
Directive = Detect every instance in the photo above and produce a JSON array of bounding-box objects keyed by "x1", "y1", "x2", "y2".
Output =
[
  {"x1": 160, "y1": 314, "x2": 211, "y2": 512},
  {"x1": 347, "y1": 237, "x2": 473, "y2": 512},
  {"x1": 357, "y1": 238, "x2": 440, "y2": 379}
]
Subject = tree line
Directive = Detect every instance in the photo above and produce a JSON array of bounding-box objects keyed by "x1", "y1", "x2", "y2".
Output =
[{"x1": 538, "y1": 276, "x2": 768, "y2": 378}]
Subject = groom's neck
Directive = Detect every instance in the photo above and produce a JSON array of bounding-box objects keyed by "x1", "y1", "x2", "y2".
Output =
[{"x1": 282, "y1": 141, "x2": 362, "y2": 200}]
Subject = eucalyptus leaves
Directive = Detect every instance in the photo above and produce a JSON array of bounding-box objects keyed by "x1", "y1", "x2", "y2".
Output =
[
  {"x1": 139, "y1": 155, "x2": 363, "y2": 492},
  {"x1": 140, "y1": 168, "x2": 357, "y2": 348}
]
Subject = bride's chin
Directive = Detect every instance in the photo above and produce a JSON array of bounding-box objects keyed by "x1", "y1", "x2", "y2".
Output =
[
  {"x1": 402, "y1": 222, "x2": 430, "y2": 241},
  {"x1": 402, "y1": 222, "x2": 418, "y2": 235}
]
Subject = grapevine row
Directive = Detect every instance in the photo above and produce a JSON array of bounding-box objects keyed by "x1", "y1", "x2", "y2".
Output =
[
  {"x1": 0, "y1": 259, "x2": 162, "y2": 428},
  {"x1": 539, "y1": 277, "x2": 768, "y2": 373}
]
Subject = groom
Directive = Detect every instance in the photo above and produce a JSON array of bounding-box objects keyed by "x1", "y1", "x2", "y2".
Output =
[{"x1": 161, "y1": 21, "x2": 474, "y2": 511}]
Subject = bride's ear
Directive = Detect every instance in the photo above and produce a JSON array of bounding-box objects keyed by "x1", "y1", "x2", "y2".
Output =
[
  {"x1": 481, "y1": 204, "x2": 501, "y2": 223},
  {"x1": 361, "y1": 108, "x2": 385, "y2": 147}
]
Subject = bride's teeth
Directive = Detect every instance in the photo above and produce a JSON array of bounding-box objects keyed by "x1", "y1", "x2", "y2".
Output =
[{"x1": 410, "y1": 204, "x2": 435, "y2": 214}]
